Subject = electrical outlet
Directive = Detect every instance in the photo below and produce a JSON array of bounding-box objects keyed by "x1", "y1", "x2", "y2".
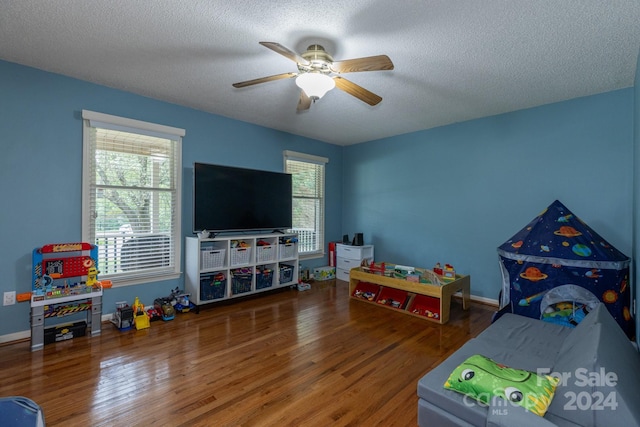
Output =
[{"x1": 3, "y1": 291, "x2": 16, "y2": 306}]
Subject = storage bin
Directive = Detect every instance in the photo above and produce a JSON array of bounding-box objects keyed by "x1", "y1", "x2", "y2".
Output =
[
  {"x1": 313, "y1": 266, "x2": 335, "y2": 281},
  {"x1": 256, "y1": 245, "x2": 276, "y2": 263},
  {"x1": 256, "y1": 268, "x2": 274, "y2": 289},
  {"x1": 376, "y1": 287, "x2": 409, "y2": 310},
  {"x1": 200, "y1": 248, "x2": 225, "y2": 270},
  {"x1": 279, "y1": 243, "x2": 296, "y2": 260},
  {"x1": 200, "y1": 272, "x2": 226, "y2": 301},
  {"x1": 352, "y1": 281, "x2": 381, "y2": 301},
  {"x1": 230, "y1": 247, "x2": 252, "y2": 266},
  {"x1": 231, "y1": 269, "x2": 253, "y2": 294},
  {"x1": 408, "y1": 294, "x2": 441, "y2": 320},
  {"x1": 279, "y1": 264, "x2": 294, "y2": 284},
  {"x1": 44, "y1": 320, "x2": 87, "y2": 344}
]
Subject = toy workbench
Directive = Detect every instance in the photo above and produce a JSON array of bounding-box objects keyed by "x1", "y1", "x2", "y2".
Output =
[{"x1": 30, "y1": 242, "x2": 103, "y2": 351}]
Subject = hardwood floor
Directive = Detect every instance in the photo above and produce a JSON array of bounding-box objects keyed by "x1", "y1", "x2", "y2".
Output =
[{"x1": 0, "y1": 280, "x2": 494, "y2": 426}]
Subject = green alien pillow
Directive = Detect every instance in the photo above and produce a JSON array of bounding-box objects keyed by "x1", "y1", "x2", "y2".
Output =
[{"x1": 444, "y1": 354, "x2": 559, "y2": 417}]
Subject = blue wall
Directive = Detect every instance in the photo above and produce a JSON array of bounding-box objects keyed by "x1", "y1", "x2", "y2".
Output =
[
  {"x1": 343, "y1": 90, "x2": 634, "y2": 302},
  {"x1": 1, "y1": 57, "x2": 637, "y2": 341},
  {"x1": 0, "y1": 60, "x2": 343, "y2": 337}
]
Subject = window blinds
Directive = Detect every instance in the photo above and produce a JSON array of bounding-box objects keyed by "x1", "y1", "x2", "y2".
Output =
[
  {"x1": 82, "y1": 110, "x2": 183, "y2": 285},
  {"x1": 284, "y1": 151, "x2": 328, "y2": 257}
]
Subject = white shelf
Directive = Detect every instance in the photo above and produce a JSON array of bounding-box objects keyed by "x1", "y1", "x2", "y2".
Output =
[{"x1": 185, "y1": 233, "x2": 299, "y2": 305}]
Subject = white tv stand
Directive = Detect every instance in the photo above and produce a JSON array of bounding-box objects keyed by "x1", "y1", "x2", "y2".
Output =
[{"x1": 185, "y1": 232, "x2": 299, "y2": 306}]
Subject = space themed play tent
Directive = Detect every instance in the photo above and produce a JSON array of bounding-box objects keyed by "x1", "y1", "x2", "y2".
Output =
[{"x1": 497, "y1": 200, "x2": 634, "y2": 338}]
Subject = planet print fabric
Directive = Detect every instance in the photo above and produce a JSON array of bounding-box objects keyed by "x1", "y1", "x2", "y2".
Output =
[{"x1": 497, "y1": 200, "x2": 634, "y2": 338}]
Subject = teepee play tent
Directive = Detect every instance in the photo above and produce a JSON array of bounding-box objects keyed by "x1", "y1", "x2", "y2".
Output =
[{"x1": 497, "y1": 200, "x2": 634, "y2": 338}]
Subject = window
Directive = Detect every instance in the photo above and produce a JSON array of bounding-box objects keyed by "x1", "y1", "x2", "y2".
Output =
[
  {"x1": 284, "y1": 150, "x2": 328, "y2": 258},
  {"x1": 82, "y1": 110, "x2": 184, "y2": 286}
]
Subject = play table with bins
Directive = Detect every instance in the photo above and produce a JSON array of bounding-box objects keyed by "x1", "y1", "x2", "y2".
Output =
[{"x1": 349, "y1": 265, "x2": 470, "y2": 324}]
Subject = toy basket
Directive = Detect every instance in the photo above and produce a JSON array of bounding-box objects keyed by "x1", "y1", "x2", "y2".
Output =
[
  {"x1": 376, "y1": 287, "x2": 409, "y2": 310},
  {"x1": 408, "y1": 294, "x2": 441, "y2": 320},
  {"x1": 230, "y1": 247, "x2": 252, "y2": 266},
  {"x1": 200, "y1": 248, "x2": 225, "y2": 270},
  {"x1": 256, "y1": 245, "x2": 276, "y2": 263},
  {"x1": 279, "y1": 243, "x2": 296, "y2": 260},
  {"x1": 279, "y1": 264, "x2": 294, "y2": 284},
  {"x1": 352, "y1": 281, "x2": 381, "y2": 301},
  {"x1": 200, "y1": 273, "x2": 226, "y2": 301},
  {"x1": 231, "y1": 270, "x2": 252, "y2": 294},
  {"x1": 256, "y1": 268, "x2": 274, "y2": 290}
]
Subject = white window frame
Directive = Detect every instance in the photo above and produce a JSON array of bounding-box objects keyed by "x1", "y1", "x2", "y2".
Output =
[
  {"x1": 284, "y1": 150, "x2": 328, "y2": 259},
  {"x1": 82, "y1": 110, "x2": 184, "y2": 286}
]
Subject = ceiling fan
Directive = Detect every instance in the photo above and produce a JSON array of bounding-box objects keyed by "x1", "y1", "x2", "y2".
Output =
[{"x1": 232, "y1": 42, "x2": 394, "y2": 111}]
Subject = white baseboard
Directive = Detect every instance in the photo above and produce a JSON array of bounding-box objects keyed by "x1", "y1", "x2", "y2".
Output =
[
  {"x1": 0, "y1": 330, "x2": 31, "y2": 344},
  {"x1": 450, "y1": 291, "x2": 498, "y2": 307},
  {"x1": 0, "y1": 312, "x2": 116, "y2": 344},
  {"x1": 470, "y1": 294, "x2": 499, "y2": 306}
]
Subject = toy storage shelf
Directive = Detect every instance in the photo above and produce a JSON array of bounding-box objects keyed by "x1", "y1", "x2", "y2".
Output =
[
  {"x1": 185, "y1": 233, "x2": 299, "y2": 306},
  {"x1": 348, "y1": 266, "x2": 471, "y2": 324}
]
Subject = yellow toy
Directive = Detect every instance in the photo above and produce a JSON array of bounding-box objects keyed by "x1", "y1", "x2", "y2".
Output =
[
  {"x1": 133, "y1": 297, "x2": 150, "y2": 330},
  {"x1": 86, "y1": 267, "x2": 100, "y2": 287}
]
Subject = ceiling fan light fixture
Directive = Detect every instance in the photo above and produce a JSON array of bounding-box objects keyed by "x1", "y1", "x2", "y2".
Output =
[{"x1": 295, "y1": 73, "x2": 335, "y2": 100}]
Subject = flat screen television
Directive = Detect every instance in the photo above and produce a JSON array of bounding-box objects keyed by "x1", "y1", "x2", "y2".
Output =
[{"x1": 193, "y1": 162, "x2": 293, "y2": 233}]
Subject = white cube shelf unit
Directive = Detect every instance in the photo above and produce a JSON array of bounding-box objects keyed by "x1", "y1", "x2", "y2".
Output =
[{"x1": 185, "y1": 233, "x2": 299, "y2": 306}]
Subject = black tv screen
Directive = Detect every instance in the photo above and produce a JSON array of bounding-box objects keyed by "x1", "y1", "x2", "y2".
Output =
[{"x1": 193, "y1": 163, "x2": 293, "y2": 233}]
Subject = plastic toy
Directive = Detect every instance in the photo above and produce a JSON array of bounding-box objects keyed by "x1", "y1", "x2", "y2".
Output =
[
  {"x1": 353, "y1": 289, "x2": 377, "y2": 301},
  {"x1": 111, "y1": 301, "x2": 134, "y2": 330},
  {"x1": 230, "y1": 240, "x2": 250, "y2": 248},
  {"x1": 32, "y1": 242, "x2": 98, "y2": 297},
  {"x1": 433, "y1": 262, "x2": 455, "y2": 279},
  {"x1": 361, "y1": 261, "x2": 392, "y2": 276},
  {"x1": 378, "y1": 298, "x2": 402, "y2": 308},
  {"x1": 146, "y1": 306, "x2": 163, "y2": 322},
  {"x1": 433, "y1": 263, "x2": 443, "y2": 275},
  {"x1": 162, "y1": 287, "x2": 193, "y2": 312},
  {"x1": 174, "y1": 291, "x2": 196, "y2": 313},
  {"x1": 279, "y1": 236, "x2": 298, "y2": 244},
  {"x1": 297, "y1": 282, "x2": 311, "y2": 291},
  {"x1": 153, "y1": 298, "x2": 175, "y2": 321},
  {"x1": 86, "y1": 266, "x2": 100, "y2": 287},
  {"x1": 132, "y1": 297, "x2": 150, "y2": 330},
  {"x1": 442, "y1": 264, "x2": 456, "y2": 280}
]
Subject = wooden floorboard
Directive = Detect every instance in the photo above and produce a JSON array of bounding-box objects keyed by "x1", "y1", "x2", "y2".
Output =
[{"x1": 0, "y1": 280, "x2": 494, "y2": 426}]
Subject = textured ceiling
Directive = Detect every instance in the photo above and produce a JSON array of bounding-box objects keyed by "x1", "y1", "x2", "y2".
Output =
[{"x1": 1, "y1": 1, "x2": 639, "y2": 145}]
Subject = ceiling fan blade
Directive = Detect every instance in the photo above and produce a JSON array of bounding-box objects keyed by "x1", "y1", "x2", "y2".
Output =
[
  {"x1": 330, "y1": 55, "x2": 394, "y2": 74},
  {"x1": 297, "y1": 91, "x2": 312, "y2": 111},
  {"x1": 259, "y1": 42, "x2": 310, "y2": 66},
  {"x1": 232, "y1": 72, "x2": 297, "y2": 88},
  {"x1": 333, "y1": 76, "x2": 383, "y2": 106}
]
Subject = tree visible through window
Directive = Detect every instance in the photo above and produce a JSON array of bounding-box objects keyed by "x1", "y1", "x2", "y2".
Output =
[
  {"x1": 82, "y1": 111, "x2": 183, "y2": 285},
  {"x1": 284, "y1": 150, "x2": 328, "y2": 258}
]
